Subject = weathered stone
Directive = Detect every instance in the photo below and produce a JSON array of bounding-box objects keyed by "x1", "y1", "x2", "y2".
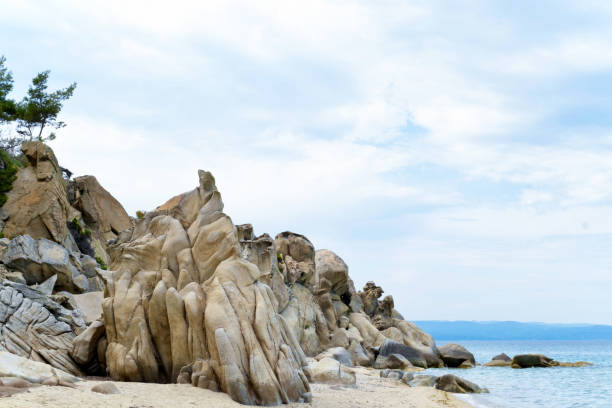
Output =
[
  {"x1": 492, "y1": 353, "x2": 511, "y2": 362},
  {"x1": 315, "y1": 347, "x2": 353, "y2": 367},
  {"x1": 379, "y1": 339, "x2": 428, "y2": 368},
  {"x1": 2, "y1": 235, "x2": 96, "y2": 293},
  {"x1": 373, "y1": 353, "x2": 412, "y2": 370},
  {"x1": 2, "y1": 142, "x2": 79, "y2": 249},
  {"x1": 408, "y1": 375, "x2": 438, "y2": 387},
  {"x1": 91, "y1": 382, "x2": 121, "y2": 394},
  {"x1": 392, "y1": 319, "x2": 443, "y2": 368},
  {"x1": 511, "y1": 354, "x2": 556, "y2": 368},
  {"x1": 72, "y1": 291, "x2": 103, "y2": 323},
  {"x1": 275, "y1": 232, "x2": 315, "y2": 286},
  {"x1": 314, "y1": 249, "x2": 349, "y2": 296},
  {"x1": 0, "y1": 351, "x2": 80, "y2": 384},
  {"x1": 435, "y1": 374, "x2": 486, "y2": 393},
  {"x1": 103, "y1": 171, "x2": 311, "y2": 405},
  {"x1": 68, "y1": 175, "x2": 132, "y2": 241},
  {"x1": 311, "y1": 357, "x2": 356, "y2": 385},
  {"x1": 71, "y1": 320, "x2": 105, "y2": 365},
  {"x1": 0, "y1": 280, "x2": 85, "y2": 375},
  {"x1": 438, "y1": 343, "x2": 476, "y2": 368}
]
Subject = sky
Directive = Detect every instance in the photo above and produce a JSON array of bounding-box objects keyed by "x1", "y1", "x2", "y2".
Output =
[{"x1": 1, "y1": 0, "x2": 612, "y2": 324}]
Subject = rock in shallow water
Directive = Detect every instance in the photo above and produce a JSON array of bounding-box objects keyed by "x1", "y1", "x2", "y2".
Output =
[
  {"x1": 435, "y1": 374, "x2": 487, "y2": 394},
  {"x1": 437, "y1": 343, "x2": 476, "y2": 368}
]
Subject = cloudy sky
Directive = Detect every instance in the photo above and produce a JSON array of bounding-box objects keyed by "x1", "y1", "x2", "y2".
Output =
[{"x1": 2, "y1": 1, "x2": 612, "y2": 324}]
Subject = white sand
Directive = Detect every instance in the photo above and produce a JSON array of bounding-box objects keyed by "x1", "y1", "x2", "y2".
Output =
[{"x1": 0, "y1": 367, "x2": 472, "y2": 408}]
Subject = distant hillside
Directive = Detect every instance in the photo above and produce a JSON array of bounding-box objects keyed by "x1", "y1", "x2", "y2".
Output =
[{"x1": 412, "y1": 321, "x2": 612, "y2": 340}]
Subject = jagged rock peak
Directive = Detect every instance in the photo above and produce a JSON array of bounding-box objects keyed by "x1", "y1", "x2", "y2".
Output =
[{"x1": 103, "y1": 171, "x2": 312, "y2": 405}]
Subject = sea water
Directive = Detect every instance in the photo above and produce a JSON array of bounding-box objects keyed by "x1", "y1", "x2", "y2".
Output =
[{"x1": 423, "y1": 340, "x2": 612, "y2": 408}]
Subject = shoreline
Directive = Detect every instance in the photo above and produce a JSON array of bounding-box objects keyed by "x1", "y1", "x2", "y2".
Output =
[{"x1": 0, "y1": 367, "x2": 473, "y2": 408}]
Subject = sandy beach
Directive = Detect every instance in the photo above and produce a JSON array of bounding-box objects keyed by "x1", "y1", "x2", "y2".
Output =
[{"x1": 0, "y1": 367, "x2": 472, "y2": 408}]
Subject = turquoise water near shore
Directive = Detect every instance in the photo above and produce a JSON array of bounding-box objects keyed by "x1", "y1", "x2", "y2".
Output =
[{"x1": 424, "y1": 340, "x2": 612, "y2": 408}]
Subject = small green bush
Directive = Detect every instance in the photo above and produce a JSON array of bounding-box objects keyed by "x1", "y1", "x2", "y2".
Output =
[
  {"x1": 95, "y1": 256, "x2": 107, "y2": 270},
  {"x1": 0, "y1": 149, "x2": 18, "y2": 207},
  {"x1": 136, "y1": 210, "x2": 145, "y2": 220}
]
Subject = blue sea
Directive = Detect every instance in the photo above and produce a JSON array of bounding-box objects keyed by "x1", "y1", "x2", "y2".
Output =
[{"x1": 425, "y1": 340, "x2": 612, "y2": 408}]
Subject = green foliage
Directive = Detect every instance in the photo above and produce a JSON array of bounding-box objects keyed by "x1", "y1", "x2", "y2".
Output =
[
  {"x1": 70, "y1": 217, "x2": 91, "y2": 237},
  {"x1": 67, "y1": 217, "x2": 94, "y2": 257},
  {"x1": 0, "y1": 56, "x2": 76, "y2": 154},
  {"x1": 136, "y1": 210, "x2": 145, "y2": 220},
  {"x1": 276, "y1": 252, "x2": 284, "y2": 264},
  {"x1": 0, "y1": 149, "x2": 18, "y2": 207},
  {"x1": 0, "y1": 56, "x2": 16, "y2": 123},
  {"x1": 95, "y1": 256, "x2": 108, "y2": 271},
  {"x1": 16, "y1": 71, "x2": 76, "y2": 141}
]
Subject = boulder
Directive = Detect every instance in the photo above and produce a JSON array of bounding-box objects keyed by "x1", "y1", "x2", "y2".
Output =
[
  {"x1": 373, "y1": 353, "x2": 412, "y2": 370},
  {"x1": 435, "y1": 374, "x2": 486, "y2": 394},
  {"x1": 71, "y1": 320, "x2": 105, "y2": 365},
  {"x1": 1, "y1": 142, "x2": 79, "y2": 250},
  {"x1": 392, "y1": 319, "x2": 443, "y2": 368},
  {"x1": 91, "y1": 382, "x2": 120, "y2": 395},
  {"x1": 2, "y1": 235, "x2": 103, "y2": 293},
  {"x1": 348, "y1": 340, "x2": 371, "y2": 366},
  {"x1": 511, "y1": 354, "x2": 556, "y2": 368},
  {"x1": 372, "y1": 295, "x2": 394, "y2": 331},
  {"x1": 311, "y1": 357, "x2": 356, "y2": 385},
  {"x1": 438, "y1": 343, "x2": 476, "y2": 368},
  {"x1": 68, "y1": 175, "x2": 131, "y2": 241},
  {"x1": 379, "y1": 369, "x2": 404, "y2": 380},
  {"x1": 103, "y1": 171, "x2": 312, "y2": 405},
  {"x1": 408, "y1": 375, "x2": 438, "y2": 387},
  {"x1": 314, "y1": 249, "x2": 349, "y2": 296},
  {"x1": 72, "y1": 291, "x2": 103, "y2": 323},
  {"x1": 274, "y1": 232, "x2": 315, "y2": 286},
  {"x1": 361, "y1": 281, "x2": 383, "y2": 317},
  {"x1": 0, "y1": 351, "x2": 80, "y2": 384},
  {"x1": 492, "y1": 353, "x2": 511, "y2": 362},
  {"x1": 0, "y1": 279, "x2": 86, "y2": 375},
  {"x1": 378, "y1": 339, "x2": 428, "y2": 368},
  {"x1": 315, "y1": 347, "x2": 353, "y2": 367}
]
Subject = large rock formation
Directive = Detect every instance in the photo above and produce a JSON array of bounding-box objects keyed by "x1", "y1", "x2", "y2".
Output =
[
  {"x1": 0, "y1": 142, "x2": 459, "y2": 406},
  {"x1": 1, "y1": 142, "x2": 131, "y2": 265},
  {"x1": 102, "y1": 171, "x2": 312, "y2": 405}
]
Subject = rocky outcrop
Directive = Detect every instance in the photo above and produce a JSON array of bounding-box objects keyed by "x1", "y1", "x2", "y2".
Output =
[
  {"x1": 0, "y1": 279, "x2": 86, "y2": 376},
  {"x1": 1, "y1": 142, "x2": 79, "y2": 250},
  {"x1": 2, "y1": 235, "x2": 103, "y2": 293},
  {"x1": 102, "y1": 171, "x2": 312, "y2": 405},
  {"x1": 67, "y1": 175, "x2": 131, "y2": 241},
  {"x1": 1, "y1": 142, "x2": 129, "y2": 266}
]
